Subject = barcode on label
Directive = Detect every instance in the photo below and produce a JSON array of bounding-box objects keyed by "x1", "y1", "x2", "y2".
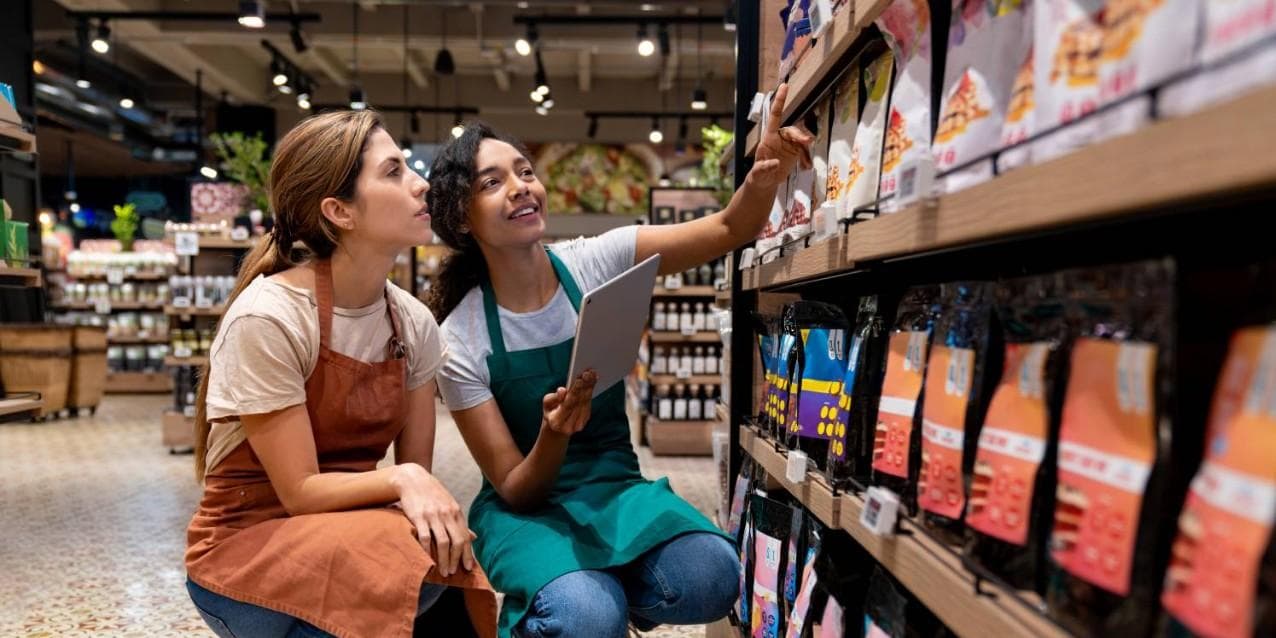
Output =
[{"x1": 899, "y1": 166, "x2": 918, "y2": 200}]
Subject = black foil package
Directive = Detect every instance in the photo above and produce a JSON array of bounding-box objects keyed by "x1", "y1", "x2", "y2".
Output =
[
  {"x1": 751, "y1": 495, "x2": 796, "y2": 638},
  {"x1": 785, "y1": 301, "x2": 852, "y2": 470},
  {"x1": 871, "y1": 286, "x2": 942, "y2": 513},
  {"x1": 784, "y1": 515, "x2": 825, "y2": 638},
  {"x1": 754, "y1": 311, "x2": 783, "y2": 434},
  {"x1": 964, "y1": 275, "x2": 1069, "y2": 594},
  {"x1": 812, "y1": 526, "x2": 877, "y2": 636},
  {"x1": 1045, "y1": 260, "x2": 1177, "y2": 637},
  {"x1": 917, "y1": 282, "x2": 998, "y2": 546},
  {"x1": 783, "y1": 505, "x2": 806, "y2": 621},
  {"x1": 862, "y1": 567, "x2": 908, "y2": 638},
  {"x1": 828, "y1": 295, "x2": 888, "y2": 487}
]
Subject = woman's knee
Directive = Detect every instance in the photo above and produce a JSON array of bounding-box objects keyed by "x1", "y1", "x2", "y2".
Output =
[
  {"x1": 517, "y1": 571, "x2": 628, "y2": 638},
  {"x1": 665, "y1": 534, "x2": 741, "y2": 613}
]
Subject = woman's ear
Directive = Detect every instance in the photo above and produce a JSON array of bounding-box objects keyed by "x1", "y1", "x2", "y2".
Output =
[{"x1": 320, "y1": 196, "x2": 355, "y2": 231}]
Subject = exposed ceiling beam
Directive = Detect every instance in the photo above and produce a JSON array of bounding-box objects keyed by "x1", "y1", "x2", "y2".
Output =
[
  {"x1": 396, "y1": 47, "x2": 429, "y2": 89},
  {"x1": 578, "y1": 50, "x2": 592, "y2": 93},
  {"x1": 309, "y1": 46, "x2": 350, "y2": 86},
  {"x1": 659, "y1": 51, "x2": 679, "y2": 92}
]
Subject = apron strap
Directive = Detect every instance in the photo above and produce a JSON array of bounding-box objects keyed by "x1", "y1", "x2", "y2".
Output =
[
  {"x1": 314, "y1": 259, "x2": 335, "y2": 350},
  {"x1": 384, "y1": 285, "x2": 407, "y2": 360},
  {"x1": 480, "y1": 246, "x2": 585, "y2": 357}
]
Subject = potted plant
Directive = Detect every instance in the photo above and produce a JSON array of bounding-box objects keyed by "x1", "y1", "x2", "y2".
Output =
[
  {"x1": 210, "y1": 131, "x2": 272, "y2": 224},
  {"x1": 111, "y1": 203, "x2": 138, "y2": 251},
  {"x1": 697, "y1": 124, "x2": 735, "y2": 207}
]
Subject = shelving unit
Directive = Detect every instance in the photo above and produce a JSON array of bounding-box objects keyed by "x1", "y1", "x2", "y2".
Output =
[
  {"x1": 0, "y1": 395, "x2": 42, "y2": 419},
  {"x1": 652, "y1": 286, "x2": 717, "y2": 298},
  {"x1": 52, "y1": 301, "x2": 165, "y2": 311},
  {"x1": 105, "y1": 371, "x2": 171, "y2": 394},
  {"x1": 0, "y1": 265, "x2": 41, "y2": 286},
  {"x1": 164, "y1": 355, "x2": 208, "y2": 368},
  {"x1": 164, "y1": 304, "x2": 226, "y2": 318},
  {"x1": 646, "y1": 418, "x2": 718, "y2": 456},
  {"x1": 648, "y1": 331, "x2": 721, "y2": 344}
]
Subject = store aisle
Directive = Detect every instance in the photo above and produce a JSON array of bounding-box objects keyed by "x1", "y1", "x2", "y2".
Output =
[{"x1": 0, "y1": 395, "x2": 718, "y2": 637}]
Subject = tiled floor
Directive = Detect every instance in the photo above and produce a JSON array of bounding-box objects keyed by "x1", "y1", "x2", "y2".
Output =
[{"x1": 0, "y1": 394, "x2": 722, "y2": 637}]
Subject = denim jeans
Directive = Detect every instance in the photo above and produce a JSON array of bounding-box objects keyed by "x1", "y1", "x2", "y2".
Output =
[
  {"x1": 514, "y1": 532, "x2": 740, "y2": 638},
  {"x1": 186, "y1": 578, "x2": 448, "y2": 638}
]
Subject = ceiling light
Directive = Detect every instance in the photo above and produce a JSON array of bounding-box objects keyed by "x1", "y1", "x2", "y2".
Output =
[
  {"x1": 65, "y1": 190, "x2": 77, "y2": 202},
  {"x1": 530, "y1": 90, "x2": 544, "y2": 103},
  {"x1": 641, "y1": 4, "x2": 658, "y2": 10},
  {"x1": 534, "y1": 52, "x2": 550, "y2": 94},
  {"x1": 690, "y1": 86, "x2": 708, "y2": 111},
  {"x1": 515, "y1": 38, "x2": 532, "y2": 57},
  {"x1": 648, "y1": 118, "x2": 663, "y2": 144},
  {"x1": 659, "y1": 174, "x2": 672, "y2": 187},
  {"x1": 76, "y1": 79, "x2": 92, "y2": 89},
  {"x1": 542, "y1": 97, "x2": 555, "y2": 109},
  {"x1": 32, "y1": 60, "x2": 45, "y2": 75},
  {"x1": 637, "y1": 25, "x2": 655, "y2": 57},
  {"x1": 272, "y1": 67, "x2": 288, "y2": 86},
  {"x1": 451, "y1": 124, "x2": 464, "y2": 138},
  {"x1": 535, "y1": 105, "x2": 549, "y2": 116},
  {"x1": 349, "y1": 86, "x2": 367, "y2": 110},
  {"x1": 413, "y1": 159, "x2": 426, "y2": 171},
  {"x1": 238, "y1": 0, "x2": 266, "y2": 29},
  {"x1": 297, "y1": 93, "x2": 311, "y2": 110},
  {"x1": 401, "y1": 138, "x2": 414, "y2": 157},
  {"x1": 91, "y1": 22, "x2": 110, "y2": 54},
  {"x1": 70, "y1": 203, "x2": 82, "y2": 213},
  {"x1": 200, "y1": 165, "x2": 219, "y2": 179},
  {"x1": 289, "y1": 22, "x2": 309, "y2": 54},
  {"x1": 517, "y1": 1, "x2": 530, "y2": 8},
  {"x1": 119, "y1": 96, "x2": 134, "y2": 109},
  {"x1": 277, "y1": 82, "x2": 293, "y2": 95}
]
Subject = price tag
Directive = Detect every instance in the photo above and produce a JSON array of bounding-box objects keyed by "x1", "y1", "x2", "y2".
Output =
[
  {"x1": 681, "y1": 325, "x2": 697, "y2": 337},
  {"x1": 95, "y1": 299, "x2": 112, "y2": 314},
  {"x1": 171, "y1": 297, "x2": 192, "y2": 308},
  {"x1": 174, "y1": 346, "x2": 193, "y2": 359},
  {"x1": 786, "y1": 450, "x2": 808, "y2": 484},
  {"x1": 860, "y1": 487, "x2": 901, "y2": 536},
  {"x1": 106, "y1": 269, "x2": 124, "y2": 285},
  {"x1": 810, "y1": 0, "x2": 834, "y2": 38},
  {"x1": 183, "y1": 405, "x2": 196, "y2": 418},
  {"x1": 664, "y1": 275, "x2": 683, "y2": 291},
  {"x1": 230, "y1": 226, "x2": 250, "y2": 241},
  {"x1": 896, "y1": 156, "x2": 937, "y2": 208},
  {"x1": 748, "y1": 92, "x2": 767, "y2": 124},
  {"x1": 196, "y1": 297, "x2": 213, "y2": 309},
  {"x1": 174, "y1": 231, "x2": 200, "y2": 256},
  {"x1": 676, "y1": 368, "x2": 692, "y2": 380}
]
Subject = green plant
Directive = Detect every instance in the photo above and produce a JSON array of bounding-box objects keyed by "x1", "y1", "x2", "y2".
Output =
[
  {"x1": 697, "y1": 124, "x2": 735, "y2": 205},
  {"x1": 111, "y1": 203, "x2": 139, "y2": 251},
  {"x1": 210, "y1": 131, "x2": 272, "y2": 215}
]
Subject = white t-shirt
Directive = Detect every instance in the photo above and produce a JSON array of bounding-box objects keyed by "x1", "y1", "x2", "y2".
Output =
[
  {"x1": 203, "y1": 275, "x2": 446, "y2": 473},
  {"x1": 437, "y1": 226, "x2": 639, "y2": 411}
]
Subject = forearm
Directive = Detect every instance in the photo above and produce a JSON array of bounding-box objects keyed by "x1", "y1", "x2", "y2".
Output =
[
  {"x1": 281, "y1": 464, "x2": 412, "y2": 515},
  {"x1": 639, "y1": 172, "x2": 782, "y2": 275},
  {"x1": 494, "y1": 426, "x2": 571, "y2": 512},
  {"x1": 718, "y1": 172, "x2": 782, "y2": 247}
]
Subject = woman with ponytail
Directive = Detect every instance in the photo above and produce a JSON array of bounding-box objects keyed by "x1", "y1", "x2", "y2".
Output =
[
  {"x1": 427, "y1": 86, "x2": 811, "y2": 638},
  {"x1": 183, "y1": 110, "x2": 496, "y2": 638}
]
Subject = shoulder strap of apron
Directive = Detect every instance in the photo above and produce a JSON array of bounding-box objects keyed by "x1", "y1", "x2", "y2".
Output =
[
  {"x1": 315, "y1": 259, "x2": 335, "y2": 350},
  {"x1": 480, "y1": 246, "x2": 584, "y2": 357}
]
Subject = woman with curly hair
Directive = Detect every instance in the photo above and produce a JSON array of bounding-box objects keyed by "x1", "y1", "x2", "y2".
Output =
[{"x1": 425, "y1": 87, "x2": 811, "y2": 638}]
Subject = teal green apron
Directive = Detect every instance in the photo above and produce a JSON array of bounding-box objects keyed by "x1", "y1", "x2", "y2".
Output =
[{"x1": 469, "y1": 249, "x2": 727, "y2": 636}]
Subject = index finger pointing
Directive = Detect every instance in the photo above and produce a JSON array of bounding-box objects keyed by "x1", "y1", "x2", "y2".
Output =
[{"x1": 766, "y1": 83, "x2": 790, "y2": 134}]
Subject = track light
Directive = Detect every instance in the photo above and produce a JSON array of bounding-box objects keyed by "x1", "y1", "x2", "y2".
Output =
[
  {"x1": 297, "y1": 93, "x2": 311, "y2": 110},
  {"x1": 278, "y1": 82, "x2": 293, "y2": 95},
  {"x1": 435, "y1": 48, "x2": 455, "y2": 75},
  {"x1": 70, "y1": 203, "x2": 82, "y2": 213},
  {"x1": 238, "y1": 0, "x2": 266, "y2": 29},
  {"x1": 200, "y1": 165, "x2": 219, "y2": 179},
  {"x1": 534, "y1": 52, "x2": 550, "y2": 95},
  {"x1": 410, "y1": 112, "x2": 420, "y2": 134},
  {"x1": 637, "y1": 25, "x2": 655, "y2": 57},
  {"x1": 91, "y1": 21, "x2": 110, "y2": 54},
  {"x1": 272, "y1": 61, "x2": 288, "y2": 86},
  {"x1": 119, "y1": 96, "x2": 134, "y2": 109},
  {"x1": 648, "y1": 118, "x2": 663, "y2": 144},
  {"x1": 530, "y1": 90, "x2": 544, "y2": 103},
  {"x1": 413, "y1": 159, "x2": 426, "y2": 171},
  {"x1": 542, "y1": 96, "x2": 555, "y2": 109},
  {"x1": 349, "y1": 86, "x2": 367, "y2": 110},
  {"x1": 452, "y1": 114, "x2": 465, "y2": 138},
  {"x1": 401, "y1": 138, "x2": 414, "y2": 158},
  {"x1": 690, "y1": 86, "x2": 708, "y2": 111},
  {"x1": 515, "y1": 24, "x2": 537, "y2": 57},
  {"x1": 536, "y1": 105, "x2": 549, "y2": 116},
  {"x1": 289, "y1": 22, "x2": 309, "y2": 54},
  {"x1": 587, "y1": 117, "x2": 598, "y2": 139},
  {"x1": 76, "y1": 79, "x2": 92, "y2": 89},
  {"x1": 658, "y1": 24, "x2": 671, "y2": 57}
]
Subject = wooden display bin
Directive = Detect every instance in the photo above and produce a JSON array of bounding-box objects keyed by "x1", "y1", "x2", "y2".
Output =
[
  {"x1": 162, "y1": 410, "x2": 194, "y2": 451},
  {"x1": 645, "y1": 418, "x2": 717, "y2": 456},
  {"x1": 68, "y1": 326, "x2": 108, "y2": 412},
  {"x1": 105, "y1": 370, "x2": 172, "y2": 394},
  {"x1": 0, "y1": 324, "x2": 73, "y2": 419}
]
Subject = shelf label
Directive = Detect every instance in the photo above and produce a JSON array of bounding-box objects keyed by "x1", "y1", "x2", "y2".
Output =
[
  {"x1": 810, "y1": 0, "x2": 834, "y2": 38},
  {"x1": 860, "y1": 487, "x2": 901, "y2": 536},
  {"x1": 174, "y1": 346, "x2": 193, "y2": 359},
  {"x1": 196, "y1": 297, "x2": 213, "y2": 309},
  {"x1": 786, "y1": 450, "x2": 809, "y2": 484},
  {"x1": 174, "y1": 232, "x2": 200, "y2": 256},
  {"x1": 681, "y1": 325, "x2": 697, "y2": 337},
  {"x1": 106, "y1": 269, "x2": 124, "y2": 285},
  {"x1": 171, "y1": 297, "x2": 192, "y2": 308},
  {"x1": 676, "y1": 368, "x2": 692, "y2": 380},
  {"x1": 230, "y1": 226, "x2": 250, "y2": 241},
  {"x1": 896, "y1": 156, "x2": 937, "y2": 208},
  {"x1": 94, "y1": 299, "x2": 112, "y2": 314}
]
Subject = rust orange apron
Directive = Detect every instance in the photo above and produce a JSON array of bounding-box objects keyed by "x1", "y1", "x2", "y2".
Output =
[{"x1": 186, "y1": 259, "x2": 497, "y2": 638}]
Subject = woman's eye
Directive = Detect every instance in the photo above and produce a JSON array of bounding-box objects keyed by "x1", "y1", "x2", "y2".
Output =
[{"x1": 483, "y1": 179, "x2": 499, "y2": 189}]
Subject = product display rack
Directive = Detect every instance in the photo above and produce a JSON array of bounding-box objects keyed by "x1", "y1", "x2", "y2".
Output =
[
  {"x1": 724, "y1": 1, "x2": 1276, "y2": 637},
  {"x1": 0, "y1": 263, "x2": 44, "y2": 420}
]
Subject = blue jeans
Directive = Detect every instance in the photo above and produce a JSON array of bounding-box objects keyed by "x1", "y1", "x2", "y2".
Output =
[
  {"x1": 186, "y1": 578, "x2": 448, "y2": 638},
  {"x1": 514, "y1": 532, "x2": 740, "y2": 638}
]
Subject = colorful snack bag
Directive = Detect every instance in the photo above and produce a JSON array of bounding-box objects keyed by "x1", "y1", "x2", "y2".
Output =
[
  {"x1": 783, "y1": 149, "x2": 815, "y2": 243},
  {"x1": 829, "y1": 296, "x2": 889, "y2": 486},
  {"x1": 966, "y1": 274, "x2": 1068, "y2": 593},
  {"x1": 918, "y1": 282, "x2": 997, "y2": 545},
  {"x1": 877, "y1": 0, "x2": 935, "y2": 212},
  {"x1": 1033, "y1": 0, "x2": 1104, "y2": 161},
  {"x1": 785, "y1": 520, "x2": 824, "y2": 638},
  {"x1": 773, "y1": 329, "x2": 801, "y2": 443},
  {"x1": 997, "y1": 45, "x2": 1037, "y2": 172},
  {"x1": 808, "y1": 98, "x2": 840, "y2": 244},
  {"x1": 1095, "y1": 0, "x2": 1199, "y2": 106},
  {"x1": 1162, "y1": 326, "x2": 1276, "y2": 638},
  {"x1": 1159, "y1": 0, "x2": 1276, "y2": 116},
  {"x1": 826, "y1": 61, "x2": 861, "y2": 221},
  {"x1": 1046, "y1": 260, "x2": 1176, "y2": 637},
  {"x1": 780, "y1": 0, "x2": 816, "y2": 80},
  {"x1": 754, "y1": 312, "x2": 780, "y2": 430},
  {"x1": 862, "y1": 567, "x2": 907, "y2": 638},
  {"x1": 872, "y1": 286, "x2": 942, "y2": 510},
  {"x1": 739, "y1": 517, "x2": 756, "y2": 627},
  {"x1": 787, "y1": 301, "x2": 852, "y2": 469},
  {"x1": 729, "y1": 458, "x2": 757, "y2": 541},
  {"x1": 844, "y1": 51, "x2": 895, "y2": 219},
  {"x1": 933, "y1": 0, "x2": 1035, "y2": 193},
  {"x1": 783, "y1": 506, "x2": 805, "y2": 618},
  {"x1": 752, "y1": 496, "x2": 795, "y2": 638}
]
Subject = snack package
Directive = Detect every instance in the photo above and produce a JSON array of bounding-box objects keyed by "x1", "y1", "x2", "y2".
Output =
[
  {"x1": 740, "y1": 516, "x2": 756, "y2": 626},
  {"x1": 844, "y1": 51, "x2": 896, "y2": 218},
  {"x1": 966, "y1": 274, "x2": 1068, "y2": 593},
  {"x1": 1095, "y1": 0, "x2": 1199, "y2": 106},
  {"x1": 872, "y1": 286, "x2": 942, "y2": 510},
  {"x1": 1162, "y1": 326, "x2": 1276, "y2": 638},
  {"x1": 862, "y1": 567, "x2": 908, "y2": 638},
  {"x1": 783, "y1": 152, "x2": 816, "y2": 243},
  {"x1": 808, "y1": 99, "x2": 840, "y2": 243},
  {"x1": 785, "y1": 519, "x2": 824, "y2": 638},
  {"x1": 752, "y1": 496, "x2": 795, "y2": 638},
  {"x1": 772, "y1": 329, "x2": 801, "y2": 442},
  {"x1": 729, "y1": 458, "x2": 757, "y2": 541},
  {"x1": 787, "y1": 301, "x2": 852, "y2": 468},
  {"x1": 1046, "y1": 260, "x2": 1177, "y2": 637},
  {"x1": 780, "y1": 0, "x2": 816, "y2": 80},
  {"x1": 829, "y1": 296, "x2": 889, "y2": 486},
  {"x1": 783, "y1": 506, "x2": 805, "y2": 618},
  {"x1": 877, "y1": 0, "x2": 935, "y2": 212},
  {"x1": 755, "y1": 312, "x2": 780, "y2": 430},
  {"x1": 1159, "y1": 0, "x2": 1276, "y2": 117},
  {"x1": 1034, "y1": 0, "x2": 1105, "y2": 161},
  {"x1": 933, "y1": 0, "x2": 1035, "y2": 193},
  {"x1": 997, "y1": 45, "x2": 1038, "y2": 172},
  {"x1": 826, "y1": 62, "x2": 862, "y2": 221},
  {"x1": 918, "y1": 282, "x2": 997, "y2": 545}
]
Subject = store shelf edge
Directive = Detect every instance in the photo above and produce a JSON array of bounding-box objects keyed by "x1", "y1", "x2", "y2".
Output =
[
  {"x1": 743, "y1": 86, "x2": 1276, "y2": 291},
  {"x1": 0, "y1": 265, "x2": 42, "y2": 287}
]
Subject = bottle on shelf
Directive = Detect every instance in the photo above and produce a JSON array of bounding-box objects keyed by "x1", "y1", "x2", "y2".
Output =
[
  {"x1": 680, "y1": 348, "x2": 694, "y2": 377},
  {"x1": 688, "y1": 384, "x2": 704, "y2": 420},
  {"x1": 693, "y1": 302, "x2": 707, "y2": 331},
  {"x1": 697, "y1": 263, "x2": 713, "y2": 288},
  {"x1": 653, "y1": 302, "x2": 667, "y2": 331},
  {"x1": 680, "y1": 303, "x2": 694, "y2": 333},
  {"x1": 713, "y1": 260, "x2": 726, "y2": 287},
  {"x1": 656, "y1": 384, "x2": 673, "y2": 420},
  {"x1": 693, "y1": 346, "x2": 707, "y2": 375},
  {"x1": 703, "y1": 386, "x2": 718, "y2": 420},
  {"x1": 684, "y1": 268, "x2": 698, "y2": 287},
  {"x1": 673, "y1": 384, "x2": 688, "y2": 420},
  {"x1": 651, "y1": 346, "x2": 668, "y2": 375}
]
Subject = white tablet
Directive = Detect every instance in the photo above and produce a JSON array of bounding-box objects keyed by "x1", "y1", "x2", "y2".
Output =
[{"x1": 568, "y1": 253, "x2": 662, "y2": 398}]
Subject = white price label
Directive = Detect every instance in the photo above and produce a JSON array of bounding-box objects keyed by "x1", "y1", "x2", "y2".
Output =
[
  {"x1": 106, "y1": 269, "x2": 124, "y2": 285},
  {"x1": 681, "y1": 325, "x2": 697, "y2": 337},
  {"x1": 183, "y1": 405, "x2": 196, "y2": 418},
  {"x1": 665, "y1": 276, "x2": 683, "y2": 290},
  {"x1": 860, "y1": 487, "x2": 901, "y2": 536},
  {"x1": 171, "y1": 297, "x2": 192, "y2": 308},
  {"x1": 174, "y1": 232, "x2": 200, "y2": 256},
  {"x1": 786, "y1": 450, "x2": 808, "y2": 484},
  {"x1": 174, "y1": 346, "x2": 193, "y2": 359},
  {"x1": 94, "y1": 299, "x2": 112, "y2": 314},
  {"x1": 230, "y1": 226, "x2": 250, "y2": 241},
  {"x1": 810, "y1": 0, "x2": 834, "y2": 37},
  {"x1": 196, "y1": 297, "x2": 213, "y2": 309},
  {"x1": 676, "y1": 368, "x2": 692, "y2": 380},
  {"x1": 896, "y1": 156, "x2": 936, "y2": 208}
]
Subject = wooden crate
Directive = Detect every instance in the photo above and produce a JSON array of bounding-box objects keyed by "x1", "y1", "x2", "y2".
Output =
[
  {"x1": 0, "y1": 324, "x2": 73, "y2": 418},
  {"x1": 105, "y1": 371, "x2": 172, "y2": 394},
  {"x1": 68, "y1": 326, "x2": 108, "y2": 410},
  {"x1": 645, "y1": 419, "x2": 717, "y2": 456},
  {"x1": 162, "y1": 411, "x2": 194, "y2": 450}
]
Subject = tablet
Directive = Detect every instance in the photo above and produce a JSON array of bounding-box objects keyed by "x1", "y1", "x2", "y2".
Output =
[{"x1": 568, "y1": 253, "x2": 662, "y2": 398}]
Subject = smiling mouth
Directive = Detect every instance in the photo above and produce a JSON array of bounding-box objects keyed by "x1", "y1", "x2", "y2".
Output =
[
  {"x1": 415, "y1": 206, "x2": 430, "y2": 217},
  {"x1": 508, "y1": 202, "x2": 540, "y2": 220}
]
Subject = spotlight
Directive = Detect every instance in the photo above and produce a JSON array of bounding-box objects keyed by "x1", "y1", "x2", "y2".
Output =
[
  {"x1": 119, "y1": 96, "x2": 134, "y2": 109},
  {"x1": 690, "y1": 86, "x2": 708, "y2": 111},
  {"x1": 278, "y1": 82, "x2": 293, "y2": 95},
  {"x1": 658, "y1": 24, "x2": 671, "y2": 57},
  {"x1": 200, "y1": 165, "x2": 219, "y2": 179},
  {"x1": 65, "y1": 190, "x2": 77, "y2": 202},
  {"x1": 435, "y1": 48, "x2": 456, "y2": 75},
  {"x1": 272, "y1": 63, "x2": 288, "y2": 86},
  {"x1": 534, "y1": 52, "x2": 550, "y2": 94},
  {"x1": 297, "y1": 93, "x2": 311, "y2": 110},
  {"x1": 289, "y1": 22, "x2": 309, "y2": 54},
  {"x1": 530, "y1": 90, "x2": 544, "y2": 103},
  {"x1": 70, "y1": 203, "x2": 82, "y2": 213},
  {"x1": 410, "y1": 112, "x2": 420, "y2": 134},
  {"x1": 542, "y1": 96, "x2": 555, "y2": 109},
  {"x1": 413, "y1": 159, "x2": 426, "y2": 171},
  {"x1": 401, "y1": 138, "x2": 414, "y2": 158},
  {"x1": 91, "y1": 22, "x2": 111, "y2": 54},
  {"x1": 658, "y1": 174, "x2": 672, "y2": 187},
  {"x1": 238, "y1": 0, "x2": 266, "y2": 29},
  {"x1": 535, "y1": 105, "x2": 549, "y2": 116},
  {"x1": 587, "y1": 117, "x2": 598, "y2": 139},
  {"x1": 76, "y1": 79, "x2": 92, "y2": 89},
  {"x1": 452, "y1": 124, "x2": 464, "y2": 138},
  {"x1": 648, "y1": 118, "x2": 663, "y2": 144},
  {"x1": 637, "y1": 25, "x2": 655, "y2": 57},
  {"x1": 32, "y1": 60, "x2": 45, "y2": 75},
  {"x1": 349, "y1": 86, "x2": 367, "y2": 110},
  {"x1": 515, "y1": 24, "x2": 536, "y2": 57}
]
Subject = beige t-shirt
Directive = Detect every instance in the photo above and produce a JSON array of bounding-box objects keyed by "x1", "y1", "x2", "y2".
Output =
[{"x1": 203, "y1": 274, "x2": 445, "y2": 473}]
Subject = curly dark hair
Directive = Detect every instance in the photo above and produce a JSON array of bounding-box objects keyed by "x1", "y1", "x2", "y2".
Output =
[{"x1": 426, "y1": 121, "x2": 534, "y2": 322}]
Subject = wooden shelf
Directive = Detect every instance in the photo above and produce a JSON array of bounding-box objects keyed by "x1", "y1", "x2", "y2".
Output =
[
  {"x1": 0, "y1": 265, "x2": 41, "y2": 287},
  {"x1": 648, "y1": 331, "x2": 721, "y2": 344},
  {"x1": 743, "y1": 86, "x2": 1276, "y2": 290},
  {"x1": 59, "y1": 271, "x2": 172, "y2": 282},
  {"x1": 165, "y1": 304, "x2": 227, "y2": 317},
  {"x1": 648, "y1": 374, "x2": 722, "y2": 386},
  {"x1": 716, "y1": 403, "x2": 729, "y2": 423},
  {"x1": 164, "y1": 355, "x2": 208, "y2": 367},
  {"x1": 0, "y1": 123, "x2": 36, "y2": 154},
  {"x1": 740, "y1": 426, "x2": 1066, "y2": 638},
  {"x1": 0, "y1": 396, "x2": 42, "y2": 418},
  {"x1": 53, "y1": 301, "x2": 165, "y2": 312},
  {"x1": 162, "y1": 411, "x2": 195, "y2": 449},
  {"x1": 197, "y1": 237, "x2": 256, "y2": 250},
  {"x1": 108, "y1": 335, "x2": 168, "y2": 345},
  {"x1": 105, "y1": 371, "x2": 172, "y2": 394},
  {"x1": 652, "y1": 285, "x2": 717, "y2": 297},
  {"x1": 646, "y1": 418, "x2": 717, "y2": 456}
]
